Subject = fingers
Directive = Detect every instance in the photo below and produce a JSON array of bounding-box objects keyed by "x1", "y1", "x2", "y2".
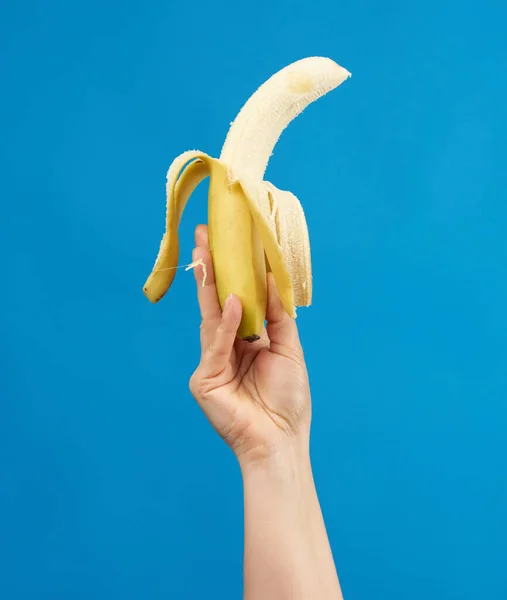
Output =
[
  {"x1": 192, "y1": 245, "x2": 221, "y2": 322},
  {"x1": 192, "y1": 225, "x2": 223, "y2": 345},
  {"x1": 199, "y1": 293, "x2": 242, "y2": 378},
  {"x1": 192, "y1": 225, "x2": 301, "y2": 362},
  {"x1": 194, "y1": 223, "x2": 210, "y2": 251},
  {"x1": 266, "y1": 272, "x2": 302, "y2": 354}
]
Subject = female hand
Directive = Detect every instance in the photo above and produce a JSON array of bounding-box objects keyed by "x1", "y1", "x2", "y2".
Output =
[{"x1": 189, "y1": 224, "x2": 312, "y2": 466}]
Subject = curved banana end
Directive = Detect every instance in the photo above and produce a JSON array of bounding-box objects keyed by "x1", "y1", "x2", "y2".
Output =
[
  {"x1": 220, "y1": 56, "x2": 351, "y2": 182},
  {"x1": 285, "y1": 56, "x2": 350, "y2": 97},
  {"x1": 143, "y1": 153, "x2": 210, "y2": 303}
]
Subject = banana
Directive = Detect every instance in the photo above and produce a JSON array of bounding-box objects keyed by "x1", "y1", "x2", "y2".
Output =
[{"x1": 143, "y1": 56, "x2": 351, "y2": 341}]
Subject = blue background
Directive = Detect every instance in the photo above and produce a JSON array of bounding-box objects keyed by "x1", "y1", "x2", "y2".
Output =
[{"x1": 1, "y1": 0, "x2": 506, "y2": 598}]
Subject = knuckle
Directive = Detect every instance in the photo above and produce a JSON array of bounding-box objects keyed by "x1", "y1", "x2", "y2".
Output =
[
  {"x1": 188, "y1": 369, "x2": 201, "y2": 397},
  {"x1": 214, "y1": 322, "x2": 226, "y2": 338},
  {"x1": 209, "y1": 324, "x2": 234, "y2": 355},
  {"x1": 208, "y1": 332, "x2": 223, "y2": 355},
  {"x1": 189, "y1": 367, "x2": 214, "y2": 399}
]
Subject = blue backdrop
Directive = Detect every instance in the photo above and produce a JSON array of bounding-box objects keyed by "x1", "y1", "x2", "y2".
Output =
[{"x1": 1, "y1": 0, "x2": 506, "y2": 598}]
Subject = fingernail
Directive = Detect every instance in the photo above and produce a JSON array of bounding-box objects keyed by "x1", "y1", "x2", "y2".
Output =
[
  {"x1": 224, "y1": 294, "x2": 233, "y2": 311},
  {"x1": 192, "y1": 247, "x2": 198, "y2": 261}
]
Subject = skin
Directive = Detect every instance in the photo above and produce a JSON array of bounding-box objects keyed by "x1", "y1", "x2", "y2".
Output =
[{"x1": 189, "y1": 224, "x2": 343, "y2": 600}]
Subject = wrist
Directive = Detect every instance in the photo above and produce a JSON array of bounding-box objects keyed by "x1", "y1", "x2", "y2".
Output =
[{"x1": 239, "y1": 435, "x2": 312, "y2": 482}]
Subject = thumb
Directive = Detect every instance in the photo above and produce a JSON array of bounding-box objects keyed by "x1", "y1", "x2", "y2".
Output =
[
  {"x1": 266, "y1": 273, "x2": 302, "y2": 354},
  {"x1": 199, "y1": 293, "x2": 242, "y2": 378}
]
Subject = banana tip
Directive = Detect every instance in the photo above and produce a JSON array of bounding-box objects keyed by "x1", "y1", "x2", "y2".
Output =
[{"x1": 242, "y1": 334, "x2": 261, "y2": 343}]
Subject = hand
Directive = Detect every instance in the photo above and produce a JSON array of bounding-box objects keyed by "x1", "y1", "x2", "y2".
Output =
[{"x1": 188, "y1": 225, "x2": 312, "y2": 466}]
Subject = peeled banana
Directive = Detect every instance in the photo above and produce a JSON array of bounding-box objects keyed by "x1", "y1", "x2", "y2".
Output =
[{"x1": 143, "y1": 57, "x2": 351, "y2": 341}]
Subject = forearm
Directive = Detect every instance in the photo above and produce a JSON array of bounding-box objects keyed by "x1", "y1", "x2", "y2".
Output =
[{"x1": 241, "y1": 442, "x2": 343, "y2": 600}]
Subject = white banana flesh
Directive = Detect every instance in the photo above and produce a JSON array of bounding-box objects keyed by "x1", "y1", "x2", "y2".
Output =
[{"x1": 143, "y1": 57, "x2": 351, "y2": 340}]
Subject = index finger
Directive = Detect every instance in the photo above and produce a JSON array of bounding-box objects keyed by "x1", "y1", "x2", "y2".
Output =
[{"x1": 192, "y1": 225, "x2": 223, "y2": 344}]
